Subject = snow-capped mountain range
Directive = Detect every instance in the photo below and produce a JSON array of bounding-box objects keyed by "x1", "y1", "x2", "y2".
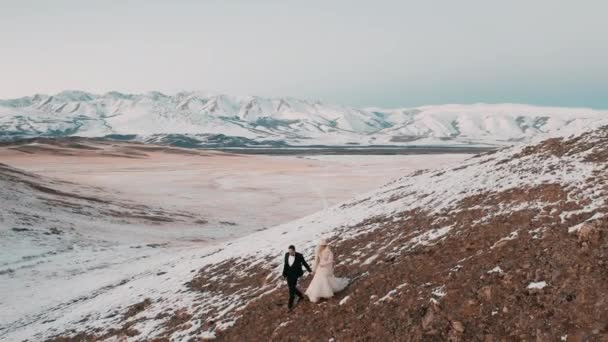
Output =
[{"x1": 0, "y1": 90, "x2": 605, "y2": 147}]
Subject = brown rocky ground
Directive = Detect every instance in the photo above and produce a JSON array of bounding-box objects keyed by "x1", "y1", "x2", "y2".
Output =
[
  {"x1": 218, "y1": 192, "x2": 608, "y2": 341},
  {"x1": 218, "y1": 128, "x2": 608, "y2": 341}
]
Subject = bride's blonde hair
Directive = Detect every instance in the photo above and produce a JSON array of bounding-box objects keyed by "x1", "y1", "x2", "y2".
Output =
[{"x1": 314, "y1": 239, "x2": 330, "y2": 270}]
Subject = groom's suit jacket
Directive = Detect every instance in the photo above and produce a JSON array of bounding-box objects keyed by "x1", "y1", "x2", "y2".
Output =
[{"x1": 282, "y1": 252, "x2": 312, "y2": 278}]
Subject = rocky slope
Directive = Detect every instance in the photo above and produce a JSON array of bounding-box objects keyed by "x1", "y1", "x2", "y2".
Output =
[
  {"x1": 0, "y1": 90, "x2": 604, "y2": 147},
  {"x1": 219, "y1": 126, "x2": 608, "y2": 341},
  {"x1": 24, "y1": 121, "x2": 608, "y2": 341}
]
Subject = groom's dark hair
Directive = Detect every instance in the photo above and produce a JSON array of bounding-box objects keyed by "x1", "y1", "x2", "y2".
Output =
[{"x1": 288, "y1": 245, "x2": 295, "y2": 251}]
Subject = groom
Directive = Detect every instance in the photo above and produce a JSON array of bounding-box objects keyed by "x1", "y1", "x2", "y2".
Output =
[{"x1": 282, "y1": 245, "x2": 313, "y2": 311}]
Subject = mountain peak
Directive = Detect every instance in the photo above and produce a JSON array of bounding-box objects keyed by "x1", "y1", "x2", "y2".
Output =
[{"x1": 54, "y1": 90, "x2": 96, "y2": 102}]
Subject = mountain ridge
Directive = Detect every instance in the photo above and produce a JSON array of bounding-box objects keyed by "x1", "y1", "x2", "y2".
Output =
[{"x1": 1, "y1": 90, "x2": 606, "y2": 148}]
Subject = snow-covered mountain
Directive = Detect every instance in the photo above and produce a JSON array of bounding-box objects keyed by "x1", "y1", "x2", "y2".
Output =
[{"x1": 0, "y1": 90, "x2": 605, "y2": 147}]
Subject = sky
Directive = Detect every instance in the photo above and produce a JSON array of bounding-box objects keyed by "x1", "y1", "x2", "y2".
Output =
[{"x1": 1, "y1": 0, "x2": 607, "y2": 108}]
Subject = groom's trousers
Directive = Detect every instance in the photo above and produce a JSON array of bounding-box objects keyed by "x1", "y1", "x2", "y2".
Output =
[{"x1": 286, "y1": 275, "x2": 304, "y2": 308}]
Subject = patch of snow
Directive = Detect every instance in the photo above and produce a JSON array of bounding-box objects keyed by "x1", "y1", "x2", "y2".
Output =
[
  {"x1": 527, "y1": 281, "x2": 548, "y2": 290},
  {"x1": 200, "y1": 331, "x2": 216, "y2": 339},
  {"x1": 376, "y1": 290, "x2": 399, "y2": 304},
  {"x1": 362, "y1": 254, "x2": 379, "y2": 265},
  {"x1": 568, "y1": 212, "x2": 605, "y2": 233},
  {"x1": 432, "y1": 285, "x2": 447, "y2": 298},
  {"x1": 490, "y1": 230, "x2": 519, "y2": 249},
  {"x1": 338, "y1": 296, "x2": 351, "y2": 306},
  {"x1": 529, "y1": 227, "x2": 546, "y2": 239},
  {"x1": 450, "y1": 265, "x2": 463, "y2": 273},
  {"x1": 407, "y1": 226, "x2": 453, "y2": 248},
  {"x1": 487, "y1": 266, "x2": 504, "y2": 274}
]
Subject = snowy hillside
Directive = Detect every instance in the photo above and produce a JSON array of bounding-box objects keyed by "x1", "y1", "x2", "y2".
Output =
[
  {"x1": 3, "y1": 117, "x2": 608, "y2": 340},
  {"x1": 0, "y1": 91, "x2": 605, "y2": 147},
  {"x1": 0, "y1": 160, "x2": 226, "y2": 342}
]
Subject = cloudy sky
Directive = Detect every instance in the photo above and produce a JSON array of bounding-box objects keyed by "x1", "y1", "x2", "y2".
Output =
[{"x1": 1, "y1": 0, "x2": 607, "y2": 108}]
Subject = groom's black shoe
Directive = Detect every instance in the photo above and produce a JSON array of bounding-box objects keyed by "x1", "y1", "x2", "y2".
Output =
[{"x1": 292, "y1": 296, "x2": 300, "y2": 309}]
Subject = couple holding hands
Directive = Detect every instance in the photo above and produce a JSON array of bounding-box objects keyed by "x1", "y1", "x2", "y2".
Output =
[{"x1": 282, "y1": 239, "x2": 349, "y2": 311}]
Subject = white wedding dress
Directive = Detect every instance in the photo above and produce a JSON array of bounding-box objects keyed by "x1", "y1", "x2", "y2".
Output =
[{"x1": 305, "y1": 247, "x2": 349, "y2": 302}]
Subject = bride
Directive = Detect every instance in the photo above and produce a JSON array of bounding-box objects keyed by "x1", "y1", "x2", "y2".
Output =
[{"x1": 305, "y1": 239, "x2": 349, "y2": 302}]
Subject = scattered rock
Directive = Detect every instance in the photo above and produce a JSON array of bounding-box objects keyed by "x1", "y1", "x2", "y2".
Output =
[
  {"x1": 0, "y1": 268, "x2": 15, "y2": 275},
  {"x1": 146, "y1": 243, "x2": 168, "y2": 248},
  {"x1": 44, "y1": 227, "x2": 62, "y2": 235},
  {"x1": 421, "y1": 308, "x2": 435, "y2": 330},
  {"x1": 451, "y1": 320, "x2": 465, "y2": 333},
  {"x1": 124, "y1": 328, "x2": 140, "y2": 337},
  {"x1": 578, "y1": 222, "x2": 602, "y2": 246},
  {"x1": 479, "y1": 286, "x2": 492, "y2": 301},
  {"x1": 124, "y1": 298, "x2": 152, "y2": 319}
]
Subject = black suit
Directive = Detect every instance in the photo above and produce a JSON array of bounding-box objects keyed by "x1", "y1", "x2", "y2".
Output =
[{"x1": 282, "y1": 252, "x2": 312, "y2": 309}]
